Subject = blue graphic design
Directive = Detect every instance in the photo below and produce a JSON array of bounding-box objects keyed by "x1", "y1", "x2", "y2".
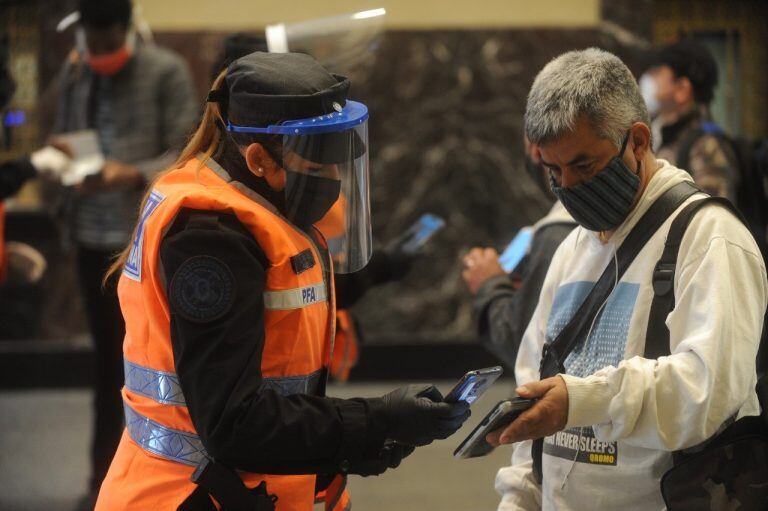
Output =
[
  {"x1": 545, "y1": 281, "x2": 640, "y2": 377},
  {"x1": 123, "y1": 190, "x2": 165, "y2": 281}
]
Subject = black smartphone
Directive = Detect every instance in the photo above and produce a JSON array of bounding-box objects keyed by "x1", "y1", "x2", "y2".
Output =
[
  {"x1": 392, "y1": 213, "x2": 446, "y2": 254},
  {"x1": 444, "y1": 366, "x2": 503, "y2": 405},
  {"x1": 453, "y1": 398, "x2": 536, "y2": 459}
]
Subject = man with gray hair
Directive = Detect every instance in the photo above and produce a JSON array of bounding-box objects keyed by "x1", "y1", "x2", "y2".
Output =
[{"x1": 488, "y1": 48, "x2": 766, "y2": 509}]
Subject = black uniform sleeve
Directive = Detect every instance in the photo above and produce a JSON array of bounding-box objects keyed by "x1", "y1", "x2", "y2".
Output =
[
  {"x1": 0, "y1": 157, "x2": 36, "y2": 200},
  {"x1": 160, "y1": 208, "x2": 388, "y2": 474},
  {"x1": 334, "y1": 249, "x2": 412, "y2": 308},
  {"x1": 473, "y1": 223, "x2": 575, "y2": 370}
]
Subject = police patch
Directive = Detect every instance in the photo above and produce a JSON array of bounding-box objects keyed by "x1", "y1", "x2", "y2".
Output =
[{"x1": 169, "y1": 256, "x2": 236, "y2": 323}]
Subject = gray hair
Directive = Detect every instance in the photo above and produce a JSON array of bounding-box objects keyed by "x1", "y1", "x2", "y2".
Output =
[{"x1": 525, "y1": 48, "x2": 650, "y2": 149}]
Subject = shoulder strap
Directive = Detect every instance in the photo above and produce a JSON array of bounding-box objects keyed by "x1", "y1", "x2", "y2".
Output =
[
  {"x1": 538, "y1": 181, "x2": 700, "y2": 379},
  {"x1": 532, "y1": 180, "x2": 699, "y2": 485},
  {"x1": 645, "y1": 197, "x2": 750, "y2": 359}
]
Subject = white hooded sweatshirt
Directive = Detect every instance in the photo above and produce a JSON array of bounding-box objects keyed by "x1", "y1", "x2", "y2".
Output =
[{"x1": 495, "y1": 161, "x2": 767, "y2": 511}]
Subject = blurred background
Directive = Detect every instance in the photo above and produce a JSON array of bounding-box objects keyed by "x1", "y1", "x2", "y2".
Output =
[{"x1": 0, "y1": 0, "x2": 766, "y2": 509}]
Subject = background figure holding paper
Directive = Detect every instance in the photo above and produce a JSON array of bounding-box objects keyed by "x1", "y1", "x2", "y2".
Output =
[
  {"x1": 50, "y1": 0, "x2": 197, "y2": 502},
  {"x1": 462, "y1": 136, "x2": 575, "y2": 371}
]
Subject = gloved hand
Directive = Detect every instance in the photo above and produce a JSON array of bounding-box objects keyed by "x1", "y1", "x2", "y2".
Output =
[
  {"x1": 348, "y1": 441, "x2": 416, "y2": 477},
  {"x1": 378, "y1": 384, "x2": 471, "y2": 446}
]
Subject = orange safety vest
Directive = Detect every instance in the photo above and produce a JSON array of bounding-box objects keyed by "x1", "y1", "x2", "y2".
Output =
[
  {"x1": 315, "y1": 199, "x2": 359, "y2": 382},
  {"x1": 96, "y1": 156, "x2": 349, "y2": 511}
]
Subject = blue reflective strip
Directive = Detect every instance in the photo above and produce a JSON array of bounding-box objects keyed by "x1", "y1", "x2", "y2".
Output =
[
  {"x1": 124, "y1": 360, "x2": 186, "y2": 406},
  {"x1": 124, "y1": 403, "x2": 208, "y2": 467},
  {"x1": 125, "y1": 360, "x2": 323, "y2": 405}
]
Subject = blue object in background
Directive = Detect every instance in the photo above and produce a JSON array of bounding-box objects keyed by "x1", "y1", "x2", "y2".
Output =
[
  {"x1": 3, "y1": 109, "x2": 25, "y2": 127},
  {"x1": 499, "y1": 227, "x2": 533, "y2": 273},
  {"x1": 399, "y1": 213, "x2": 446, "y2": 254}
]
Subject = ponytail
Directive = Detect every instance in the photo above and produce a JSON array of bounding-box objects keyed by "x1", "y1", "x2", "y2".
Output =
[{"x1": 103, "y1": 70, "x2": 229, "y2": 284}]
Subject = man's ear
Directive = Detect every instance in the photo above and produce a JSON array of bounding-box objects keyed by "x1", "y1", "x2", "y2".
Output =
[
  {"x1": 629, "y1": 122, "x2": 652, "y2": 162},
  {"x1": 244, "y1": 142, "x2": 286, "y2": 191}
]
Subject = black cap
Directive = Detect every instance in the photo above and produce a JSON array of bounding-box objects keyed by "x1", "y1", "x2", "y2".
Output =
[
  {"x1": 652, "y1": 40, "x2": 718, "y2": 105},
  {"x1": 225, "y1": 52, "x2": 350, "y2": 127}
]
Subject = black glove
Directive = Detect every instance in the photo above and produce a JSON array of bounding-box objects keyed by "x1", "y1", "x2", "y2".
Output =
[
  {"x1": 348, "y1": 441, "x2": 416, "y2": 477},
  {"x1": 377, "y1": 384, "x2": 471, "y2": 446}
]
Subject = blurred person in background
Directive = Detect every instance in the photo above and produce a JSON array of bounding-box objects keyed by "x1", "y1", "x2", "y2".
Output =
[
  {"x1": 462, "y1": 136, "x2": 575, "y2": 371},
  {"x1": 95, "y1": 51, "x2": 469, "y2": 511},
  {"x1": 50, "y1": 0, "x2": 197, "y2": 504},
  {"x1": 639, "y1": 40, "x2": 737, "y2": 200}
]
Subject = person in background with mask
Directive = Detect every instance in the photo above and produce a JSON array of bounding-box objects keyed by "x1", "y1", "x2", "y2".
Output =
[
  {"x1": 95, "y1": 51, "x2": 470, "y2": 511},
  {"x1": 50, "y1": 0, "x2": 198, "y2": 504},
  {"x1": 492, "y1": 48, "x2": 765, "y2": 510},
  {"x1": 462, "y1": 136, "x2": 575, "y2": 371},
  {"x1": 638, "y1": 40, "x2": 738, "y2": 200}
]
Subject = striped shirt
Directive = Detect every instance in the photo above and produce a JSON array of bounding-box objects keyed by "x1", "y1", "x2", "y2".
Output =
[{"x1": 54, "y1": 43, "x2": 199, "y2": 249}]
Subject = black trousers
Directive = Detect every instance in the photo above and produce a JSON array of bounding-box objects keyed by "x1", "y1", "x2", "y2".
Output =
[{"x1": 76, "y1": 246, "x2": 125, "y2": 491}]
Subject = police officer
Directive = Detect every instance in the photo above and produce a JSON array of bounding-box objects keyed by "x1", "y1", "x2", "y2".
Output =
[{"x1": 95, "y1": 52, "x2": 470, "y2": 511}]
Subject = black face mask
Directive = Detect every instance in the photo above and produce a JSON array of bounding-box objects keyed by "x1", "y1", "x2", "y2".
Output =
[
  {"x1": 549, "y1": 131, "x2": 640, "y2": 232},
  {"x1": 284, "y1": 169, "x2": 341, "y2": 227}
]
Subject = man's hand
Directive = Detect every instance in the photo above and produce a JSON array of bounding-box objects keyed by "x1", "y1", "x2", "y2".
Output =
[
  {"x1": 101, "y1": 159, "x2": 142, "y2": 187},
  {"x1": 485, "y1": 376, "x2": 569, "y2": 446},
  {"x1": 77, "y1": 159, "x2": 142, "y2": 193},
  {"x1": 462, "y1": 247, "x2": 505, "y2": 295}
]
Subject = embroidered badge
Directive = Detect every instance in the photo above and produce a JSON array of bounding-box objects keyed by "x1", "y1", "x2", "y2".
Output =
[
  {"x1": 290, "y1": 249, "x2": 316, "y2": 275},
  {"x1": 124, "y1": 190, "x2": 165, "y2": 281},
  {"x1": 169, "y1": 256, "x2": 236, "y2": 323}
]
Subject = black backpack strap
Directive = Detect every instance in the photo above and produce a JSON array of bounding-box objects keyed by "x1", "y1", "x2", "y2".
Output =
[
  {"x1": 531, "y1": 180, "x2": 700, "y2": 483},
  {"x1": 645, "y1": 197, "x2": 748, "y2": 359}
]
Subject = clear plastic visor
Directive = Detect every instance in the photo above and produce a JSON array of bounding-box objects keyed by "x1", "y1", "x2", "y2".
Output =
[{"x1": 282, "y1": 121, "x2": 371, "y2": 273}]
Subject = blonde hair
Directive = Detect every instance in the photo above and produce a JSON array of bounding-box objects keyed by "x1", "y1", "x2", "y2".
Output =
[{"x1": 103, "y1": 70, "x2": 228, "y2": 283}]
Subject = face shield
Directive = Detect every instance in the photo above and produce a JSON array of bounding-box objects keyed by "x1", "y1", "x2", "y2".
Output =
[{"x1": 227, "y1": 100, "x2": 372, "y2": 273}]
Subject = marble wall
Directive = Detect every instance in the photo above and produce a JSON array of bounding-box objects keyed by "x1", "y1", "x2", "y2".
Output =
[{"x1": 341, "y1": 28, "x2": 651, "y2": 341}]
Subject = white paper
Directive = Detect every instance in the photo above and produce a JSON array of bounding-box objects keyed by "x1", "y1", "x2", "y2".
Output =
[{"x1": 54, "y1": 130, "x2": 105, "y2": 186}]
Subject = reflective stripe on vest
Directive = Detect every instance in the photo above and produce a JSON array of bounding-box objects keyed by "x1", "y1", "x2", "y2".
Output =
[
  {"x1": 123, "y1": 361, "x2": 325, "y2": 407},
  {"x1": 124, "y1": 360, "x2": 186, "y2": 406},
  {"x1": 124, "y1": 402, "x2": 208, "y2": 467},
  {"x1": 263, "y1": 283, "x2": 327, "y2": 310}
]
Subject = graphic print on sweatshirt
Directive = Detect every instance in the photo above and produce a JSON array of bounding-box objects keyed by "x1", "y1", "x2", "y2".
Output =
[{"x1": 542, "y1": 280, "x2": 640, "y2": 466}]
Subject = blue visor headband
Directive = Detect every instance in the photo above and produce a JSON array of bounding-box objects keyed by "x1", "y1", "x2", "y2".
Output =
[{"x1": 226, "y1": 100, "x2": 368, "y2": 136}]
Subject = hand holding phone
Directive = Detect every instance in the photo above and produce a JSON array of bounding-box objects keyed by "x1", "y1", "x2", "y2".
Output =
[
  {"x1": 453, "y1": 398, "x2": 535, "y2": 459},
  {"x1": 444, "y1": 366, "x2": 503, "y2": 405},
  {"x1": 498, "y1": 227, "x2": 533, "y2": 273}
]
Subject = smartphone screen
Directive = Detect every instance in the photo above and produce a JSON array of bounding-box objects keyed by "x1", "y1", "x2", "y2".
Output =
[
  {"x1": 498, "y1": 227, "x2": 533, "y2": 273},
  {"x1": 445, "y1": 366, "x2": 503, "y2": 404},
  {"x1": 397, "y1": 213, "x2": 446, "y2": 254}
]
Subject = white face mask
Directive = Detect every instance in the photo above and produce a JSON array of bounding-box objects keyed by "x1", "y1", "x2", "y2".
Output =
[{"x1": 639, "y1": 73, "x2": 660, "y2": 118}]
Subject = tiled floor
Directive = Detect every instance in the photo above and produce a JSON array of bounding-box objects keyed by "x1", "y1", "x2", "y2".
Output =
[{"x1": 0, "y1": 381, "x2": 516, "y2": 511}]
